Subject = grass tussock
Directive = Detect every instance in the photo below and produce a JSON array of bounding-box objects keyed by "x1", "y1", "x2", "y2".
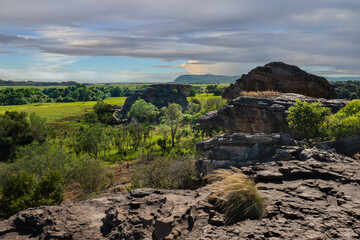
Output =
[
  {"x1": 205, "y1": 167, "x2": 265, "y2": 223},
  {"x1": 240, "y1": 91, "x2": 281, "y2": 98},
  {"x1": 354, "y1": 153, "x2": 360, "y2": 162}
]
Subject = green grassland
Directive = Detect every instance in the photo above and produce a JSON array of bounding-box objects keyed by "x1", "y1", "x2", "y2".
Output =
[
  {"x1": 0, "y1": 91, "x2": 221, "y2": 123},
  {"x1": 0, "y1": 97, "x2": 126, "y2": 123}
]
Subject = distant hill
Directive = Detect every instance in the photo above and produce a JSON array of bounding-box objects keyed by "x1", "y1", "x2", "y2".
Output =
[
  {"x1": 0, "y1": 79, "x2": 78, "y2": 86},
  {"x1": 326, "y1": 77, "x2": 360, "y2": 82},
  {"x1": 174, "y1": 74, "x2": 239, "y2": 84}
]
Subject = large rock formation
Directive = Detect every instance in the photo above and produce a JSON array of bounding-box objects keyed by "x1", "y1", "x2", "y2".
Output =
[
  {"x1": 118, "y1": 84, "x2": 192, "y2": 118},
  {"x1": 199, "y1": 93, "x2": 347, "y2": 135},
  {"x1": 223, "y1": 62, "x2": 337, "y2": 100},
  {"x1": 1, "y1": 148, "x2": 359, "y2": 239}
]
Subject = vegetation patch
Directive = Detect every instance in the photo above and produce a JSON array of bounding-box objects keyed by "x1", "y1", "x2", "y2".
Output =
[
  {"x1": 240, "y1": 90, "x2": 281, "y2": 98},
  {"x1": 205, "y1": 167, "x2": 265, "y2": 223}
]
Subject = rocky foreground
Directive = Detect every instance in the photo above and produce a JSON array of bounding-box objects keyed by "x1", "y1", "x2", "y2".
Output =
[{"x1": 1, "y1": 148, "x2": 359, "y2": 240}]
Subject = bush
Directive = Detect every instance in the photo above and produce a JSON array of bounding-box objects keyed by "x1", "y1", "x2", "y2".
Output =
[
  {"x1": 0, "y1": 170, "x2": 65, "y2": 219},
  {"x1": 70, "y1": 156, "x2": 111, "y2": 195},
  {"x1": 325, "y1": 100, "x2": 360, "y2": 140},
  {"x1": 286, "y1": 99, "x2": 331, "y2": 139},
  {"x1": 205, "y1": 167, "x2": 265, "y2": 223},
  {"x1": 204, "y1": 98, "x2": 227, "y2": 112},
  {"x1": 83, "y1": 111, "x2": 98, "y2": 123},
  {"x1": 33, "y1": 170, "x2": 65, "y2": 206},
  {"x1": 131, "y1": 156, "x2": 200, "y2": 190},
  {"x1": 0, "y1": 171, "x2": 35, "y2": 218},
  {"x1": 240, "y1": 91, "x2": 281, "y2": 98},
  {"x1": 11, "y1": 142, "x2": 76, "y2": 182}
]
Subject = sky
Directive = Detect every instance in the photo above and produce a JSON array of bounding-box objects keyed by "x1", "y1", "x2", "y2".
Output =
[{"x1": 0, "y1": 0, "x2": 359, "y2": 83}]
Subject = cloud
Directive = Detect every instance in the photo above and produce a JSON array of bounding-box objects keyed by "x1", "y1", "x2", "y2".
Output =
[{"x1": 0, "y1": 0, "x2": 360, "y2": 82}]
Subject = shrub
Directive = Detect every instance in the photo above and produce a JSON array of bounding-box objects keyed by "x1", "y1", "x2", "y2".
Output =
[
  {"x1": 240, "y1": 91, "x2": 281, "y2": 98},
  {"x1": 324, "y1": 100, "x2": 360, "y2": 140},
  {"x1": 0, "y1": 171, "x2": 35, "y2": 218},
  {"x1": 70, "y1": 156, "x2": 110, "y2": 195},
  {"x1": 33, "y1": 170, "x2": 65, "y2": 206},
  {"x1": 0, "y1": 170, "x2": 65, "y2": 219},
  {"x1": 204, "y1": 98, "x2": 227, "y2": 112},
  {"x1": 205, "y1": 167, "x2": 265, "y2": 223},
  {"x1": 83, "y1": 111, "x2": 98, "y2": 123},
  {"x1": 286, "y1": 99, "x2": 331, "y2": 139},
  {"x1": 11, "y1": 142, "x2": 76, "y2": 182},
  {"x1": 131, "y1": 156, "x2": 200, "y2": 190}
]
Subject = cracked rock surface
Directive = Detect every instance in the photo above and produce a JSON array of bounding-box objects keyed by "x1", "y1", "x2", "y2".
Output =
[{"x1": 1, "y1": 149, "x2": 359, "y2": 239}]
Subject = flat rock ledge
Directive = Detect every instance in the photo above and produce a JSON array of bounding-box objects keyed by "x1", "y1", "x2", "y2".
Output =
[{"x1": 1, "y1": 149, "x2": 360, "y2": 240}]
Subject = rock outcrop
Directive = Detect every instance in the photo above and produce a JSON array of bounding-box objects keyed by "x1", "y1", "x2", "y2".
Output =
[
  {"x1": 1, "y1": 148, "x2": 359, "y2": 239},
  {"x1": 199, "y1": 93, "x2": 347, "y2": 135},
  {"x1": 327, "y1": 135, "x2": 360, "y2": 157},
  {"x1": 223, "y1": 62, "x2": 337, "y2": 100},
  {"x1": 196, "y1": 132, "x2": 301, "y2": 175},
  {"x1": 118, "y1": 84, "x2": 192, "y2": 118}
]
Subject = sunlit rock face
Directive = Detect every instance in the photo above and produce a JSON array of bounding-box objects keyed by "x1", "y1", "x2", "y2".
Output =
[
  {"x1": 199, "y1": 93, "x2": 347, "y2": 135},
  {"x1": 223, "y1": 62, "x2": 337, "y2": 100}
]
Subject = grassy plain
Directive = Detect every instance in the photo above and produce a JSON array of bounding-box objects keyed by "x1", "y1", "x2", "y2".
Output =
[{"x1": 0, "y1": 97, "x2": 126, "y2": 123}]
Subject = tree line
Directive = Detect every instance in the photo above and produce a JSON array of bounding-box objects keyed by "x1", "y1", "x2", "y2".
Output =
[{"x1": 0, "y1": 85, "x2": 134, "y2": 105}]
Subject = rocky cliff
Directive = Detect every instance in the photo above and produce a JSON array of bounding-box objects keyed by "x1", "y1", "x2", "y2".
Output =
[
  {"x1": 1, "y1": 147, "x2": 359, "y2": 239},
  {"x1": 199, "y1": 93, "x2": 347, "y2": 135},
  {"x1": 223, "y1": 62, "x2": 337, "y2": 100},
  {"x1": 118, "y1": 84, "x2": 192, "y2": 118}
]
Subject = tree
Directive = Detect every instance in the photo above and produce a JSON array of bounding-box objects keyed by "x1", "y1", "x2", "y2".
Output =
[
  {"x1": 163, "y1": 103, "x2": 183, "y2": 147},
  {"x1": 0, "y1": 111, "x2": 33, "y2": 161},
  {"x1": 286, "y1": 99, "x2": 331, "y2": 139},
  {"x1": 127, "y1": 99, "x2": 160, "y2": 124},
  {"x1": 29, "y1": 113, "x2": 48, "y2": 143}
]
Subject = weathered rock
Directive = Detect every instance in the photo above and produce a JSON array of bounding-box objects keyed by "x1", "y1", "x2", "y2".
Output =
[
  {"x1": 196, "y1": 132, "x2": 301, "y2": 175},
  {"x1": 223, "y1": 62, "x2": 337, "y2": 100},
  {"x1": 199, "y1": 93, "x2": 347, "y2": 135},
  {"x1": 118, "y1": 84, "x2": 192, "y2": 118},
  {"x1": 1, "y1": 149, "x2": 359, "y2": 239},
  {"x1": 328, "y1": 135, "x2": 360, "y2": 157}
]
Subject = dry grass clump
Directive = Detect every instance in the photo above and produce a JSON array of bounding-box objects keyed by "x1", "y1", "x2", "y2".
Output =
[
  {"x1": 240, "y1": 90, "x2": 281, "y2": 98},
  {"x1": 205, "y1": 167, "x2": 265, "y2": 223},
  {"x1": 353, "y1": 153, "x2": 360, "y2": 162}
]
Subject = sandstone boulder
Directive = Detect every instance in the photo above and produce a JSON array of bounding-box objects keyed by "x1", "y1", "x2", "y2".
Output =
[
  {"x1": 199, "y1": 93, "x2": 347, "y2": 135},
  {"x1": 327, "y1": 135, "x2": 360, "y2": 157},
  {"x1": 118, "y1": 84, "x2": 192, "y2": 119},
  {"x1": 223, "y1": 62, "x2": 337, "y2": 100}
]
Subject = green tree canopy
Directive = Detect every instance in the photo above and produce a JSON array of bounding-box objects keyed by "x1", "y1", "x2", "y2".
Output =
[
  {"x1": 163, "y1": 103, "x2": 183, "y2": 147},
  {"x1": 127, "y1": 99, "x2": 160, "y2": 124}
]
